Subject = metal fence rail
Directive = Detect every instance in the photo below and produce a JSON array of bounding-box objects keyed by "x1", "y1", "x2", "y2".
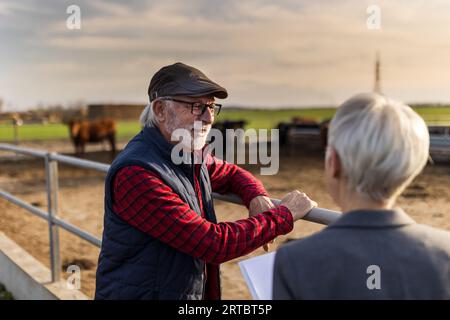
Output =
[
  {"x1": 0, "y1": 143, "x2": 341, "y2": 283},
  {"x1": 430, "y1": 136, "x2": 450, "y2": 155}
]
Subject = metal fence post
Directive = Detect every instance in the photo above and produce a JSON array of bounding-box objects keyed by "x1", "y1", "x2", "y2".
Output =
[
  {"x1": 13, "y1": 123, "x2": 19, "y2": 145},
  {"x1": 45, "y1": 152, "x2": 61, "y2": 282}
]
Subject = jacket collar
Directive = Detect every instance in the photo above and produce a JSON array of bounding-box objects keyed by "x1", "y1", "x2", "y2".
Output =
[
  {"x1": 327, "y1": 208, "x2": 416, "y2": 229},
  {"x1": 142, "y1": 124, "x2": 176, "y2": 160}
]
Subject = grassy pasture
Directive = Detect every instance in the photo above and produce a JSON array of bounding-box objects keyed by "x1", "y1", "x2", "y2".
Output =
[{"x1": 0, "y1": 106, "x2": 449, "y2": 142}]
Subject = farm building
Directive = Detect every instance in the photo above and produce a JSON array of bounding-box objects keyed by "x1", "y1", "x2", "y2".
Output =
[{"x1": 87, "y1": 104, "x2": 146, "y2": 121}]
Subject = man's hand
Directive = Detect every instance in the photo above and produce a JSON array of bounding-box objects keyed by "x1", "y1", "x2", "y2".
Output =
[
  {"x1": 249, "y1": 195, "x2": 276, "y2": 252},
  {"x1": 249, "y1": 195, "x2": 275, "y2": 216},
  {"x1": 280, "y1": 190, "x2": 317, "y2": 221}
]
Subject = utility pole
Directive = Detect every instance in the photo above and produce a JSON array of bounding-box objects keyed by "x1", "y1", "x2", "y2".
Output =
[{"x1": 374, "y1": 52, "x2": 381, "y2": 94}]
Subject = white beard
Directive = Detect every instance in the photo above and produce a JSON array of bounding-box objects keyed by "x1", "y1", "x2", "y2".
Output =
[{"x1": 168, "y1": 118, "x2": 211, "y2": 152}]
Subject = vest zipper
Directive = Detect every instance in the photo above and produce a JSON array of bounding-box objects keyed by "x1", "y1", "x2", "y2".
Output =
[{"x1": 192, "y1": 152, "x2": 207, "y2": 299}]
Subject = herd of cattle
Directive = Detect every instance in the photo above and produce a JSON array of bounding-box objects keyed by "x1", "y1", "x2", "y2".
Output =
[
  {"x1": 3, "y1": 113, "x2": 442, "y2": 158},
  {"x1": 277, "y1": 117, "x2": 330, "y2": 149}
]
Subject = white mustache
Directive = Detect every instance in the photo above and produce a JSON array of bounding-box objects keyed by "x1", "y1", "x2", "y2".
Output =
[{"x1": 189, "y1": 125, "x2": 211, "y2": 135}]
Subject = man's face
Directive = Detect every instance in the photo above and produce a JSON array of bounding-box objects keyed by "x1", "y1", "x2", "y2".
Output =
[{"x1": 157, "y1": 95, "x2": 215, "y2": 151}]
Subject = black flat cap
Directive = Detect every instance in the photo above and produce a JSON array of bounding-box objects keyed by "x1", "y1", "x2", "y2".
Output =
[{"x1": 148, "y1": 62, "x2": 228, "y2": 102}]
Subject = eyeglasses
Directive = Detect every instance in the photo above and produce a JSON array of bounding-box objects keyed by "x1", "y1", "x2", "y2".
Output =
[{"x1": 159, "y1": 97, "x2": 222, "y2": 116}]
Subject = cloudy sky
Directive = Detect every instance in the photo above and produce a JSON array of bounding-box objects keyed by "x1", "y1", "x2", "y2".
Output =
[{"x1": 1, "y1": 0, "x2": 450, "y2": 111}]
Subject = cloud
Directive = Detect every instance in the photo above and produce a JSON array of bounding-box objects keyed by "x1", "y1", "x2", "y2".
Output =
[{"x1": 1, "y1": 0, "x2": 450, "y2": 110}]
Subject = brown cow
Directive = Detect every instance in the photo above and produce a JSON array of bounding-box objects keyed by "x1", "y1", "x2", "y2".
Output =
[{"x1": 67, "y1": 118, "x2": 117, "y2": 157}]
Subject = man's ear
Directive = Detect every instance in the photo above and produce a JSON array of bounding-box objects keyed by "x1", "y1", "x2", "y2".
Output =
[
  {"x1": 152, "y1": 101, "x2": 166, "y2": 123},
  {"x1": 329, "y1": 146, "x2": 341, "y2": 179}
]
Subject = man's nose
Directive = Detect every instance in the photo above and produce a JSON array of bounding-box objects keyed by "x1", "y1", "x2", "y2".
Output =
[{"x1": 199, "y1": 108, "x2": 213, "y2": 124}]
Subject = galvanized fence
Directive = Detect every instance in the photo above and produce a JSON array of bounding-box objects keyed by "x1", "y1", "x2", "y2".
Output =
[{"x1": 0, "y1": 143, "x2": 341, "y2": 284}]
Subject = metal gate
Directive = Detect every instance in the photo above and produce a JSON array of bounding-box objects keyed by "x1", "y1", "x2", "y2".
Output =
[{"x1": 0, "y1": 143, "x2": 341, "y2": 283}]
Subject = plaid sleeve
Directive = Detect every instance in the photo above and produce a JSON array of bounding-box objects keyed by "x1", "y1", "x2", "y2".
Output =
[
  {"x1": 112, "y1": 165, "x2": 293, "y2": 264},
  {"x1": 206, "y1": 154, "x2": 269, "y2": 208}
]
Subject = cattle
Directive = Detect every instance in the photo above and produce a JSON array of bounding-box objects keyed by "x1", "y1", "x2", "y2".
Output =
[
  {"x1": 211, "y1": 120, "x2": 248, "y2": 156},
  {"x1": 276, "y1": 122, "x2": 291, "y2": 147},
  {"x1": 276, "y1": 117, "x2": 331, "y2": 151},
  {"x1": 212, "y1": 120, "x2": 248, "y2": 133},
  {"x1": 67, "y1": 118, "x2": 117, "y2": 157}
]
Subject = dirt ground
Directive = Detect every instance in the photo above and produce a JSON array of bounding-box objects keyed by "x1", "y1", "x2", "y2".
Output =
[{"x1": 0, "y1": 140, "x2": 449, "y2": 299}]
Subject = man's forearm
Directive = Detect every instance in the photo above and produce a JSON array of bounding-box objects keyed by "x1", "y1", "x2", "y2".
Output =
[{"x1": 209, "y1": 157, "x2": 269, "y2": 207}]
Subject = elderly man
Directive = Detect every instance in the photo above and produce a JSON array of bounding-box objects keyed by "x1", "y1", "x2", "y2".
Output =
[
  {"x1": 273, "y1": 93, "x2": 450, "y2": 299},
  {"x1": 95, "y1": 62, "x2": 316, "y2": 300}
]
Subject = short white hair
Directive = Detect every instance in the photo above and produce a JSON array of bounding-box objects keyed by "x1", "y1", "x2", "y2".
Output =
[
  {"x1": 139, "y1": 102, "x2": 158, "y2": 127},
  {"x1": 328, "y1": 93, "x2": 430, "y2": 202}
]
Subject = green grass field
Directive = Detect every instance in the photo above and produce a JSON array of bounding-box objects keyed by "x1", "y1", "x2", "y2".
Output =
[
  {"x1": 0, "y1": 106, "x2": 449, "y2": 142},
  {"x1": 218, "y1": 108, "x2": 337, "y2": 129},
  {"x1": 0, "y1": 121, "x2": 143, "y2": 142},
  {"x1": 218, "y1": 106, "x2": 450, "y2": 129}
]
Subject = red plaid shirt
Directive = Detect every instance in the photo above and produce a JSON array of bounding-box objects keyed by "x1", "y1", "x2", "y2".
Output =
[{"x1": 112, "y1": 155, "x2": 293, "y2": 299}]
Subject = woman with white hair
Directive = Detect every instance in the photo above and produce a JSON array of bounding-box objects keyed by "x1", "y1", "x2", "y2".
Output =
[{"x1": 273, "y1": 93, "x2": 450, "y2": 299}]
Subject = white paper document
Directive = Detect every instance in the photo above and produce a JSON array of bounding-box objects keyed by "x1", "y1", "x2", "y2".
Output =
[{"x1": 238, "y1": 252, "x2": 276, "y2": 300}]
